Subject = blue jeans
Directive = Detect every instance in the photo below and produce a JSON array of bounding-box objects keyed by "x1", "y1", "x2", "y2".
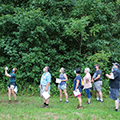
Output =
[{"x1": 85, "y1": 88, "x2": 91, "y2": 99}]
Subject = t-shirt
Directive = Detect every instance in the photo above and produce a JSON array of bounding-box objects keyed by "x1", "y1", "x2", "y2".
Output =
[
  {"x1": 73, "y1": 75, "x2": 82, "y2": 92},
  {"x1": 93, "y1": 69, "x2": 102, "y2": 82},
  {"x1": 9, "y1": 73, "x2": 16, "y2": 83},
  {"x1": 83, "y1": 73, "x2": 92, "y2": 89},
  {"x1": 109, "y1": 69, "x2": 120, "y2": 89},
  {"x1": 59, "y1": 73, "x2": 66, "y2": 85},
  {"x1": 40, "y1": 72, "x2": 51, "y2": 86}
]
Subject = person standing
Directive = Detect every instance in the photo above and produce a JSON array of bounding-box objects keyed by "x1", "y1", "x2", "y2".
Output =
[
  {"x1": 83, "y1": 68, "x2": 92, "y2": 104},
  {"x1": 39, "y1": 66, "x2": 51, "y2": 108},
  {"x1": 91, "y1": 64, "x2": 103, "y2": 102},
  {"x1": 5, "y1": 67, "x2": 17, "y2": 103},
  {"x1": 58, "y1": 67, "x2": 68, "y2": 103},
  {"x1": 73, "y1": 68, "x2": 83, "y2": 109},
  {"x1": 106, "y1": 63, "x2": 120, "y2": 112}
]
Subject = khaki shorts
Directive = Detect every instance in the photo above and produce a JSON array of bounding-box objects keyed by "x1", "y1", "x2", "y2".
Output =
[
  {"x1": 94, "y1": 81, "x2": 102, "y2": 92},
  {"x1": 110, "y1": 88, "x2": 119, "y2": 100}
]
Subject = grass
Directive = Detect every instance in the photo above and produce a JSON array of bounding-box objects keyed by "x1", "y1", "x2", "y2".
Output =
[{"x1": 0, "y1": 94, "x2": 120, "y2": 120}]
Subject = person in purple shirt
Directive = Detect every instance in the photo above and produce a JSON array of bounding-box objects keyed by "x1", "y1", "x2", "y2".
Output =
[{"x1": 73, "y1": 68, "x2": 83, "y2": 109}]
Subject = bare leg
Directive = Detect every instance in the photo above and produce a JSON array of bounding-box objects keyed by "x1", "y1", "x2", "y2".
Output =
[
  {"x1": 115, "y1": 100, "x2": 119, "y2": 109},
  {"x1": 63, "y1": 89, "x2": 68, "y2": 101},
  {"x1": 46, "y1": 99, "x2": 49, "y2": 104},
  {"x1": 88, "y1": 98, "x2": 91, "y2": 103},
  {"x1": 99, "y1": 91, "x2": 103, "y2": 101},
  {"x1": 43, "y1": 98, "x2": 46, "y2": 103},
  {"x1": 77, "y1": 97, "x2": 82, "y2": 106},
  {"x1": 96, "y1": 91, "x2": 99, "y2": 98},
  {"x1": 96, "y1": 91, "x2": 99, "y2": 100},
  {"x1": 11, "y1": 89, "x2": 17, "y2": 100},
  {"x1": 59, "y1": 89, "x2": 63, "y2": 100},
  {"x1": 8, "y1": 88, "x2": 11, "y2": 100}
]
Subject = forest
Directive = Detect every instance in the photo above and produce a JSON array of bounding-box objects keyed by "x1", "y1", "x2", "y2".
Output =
[{"x1": 0, "y1": 0, "x2": 120, "y2": 96}]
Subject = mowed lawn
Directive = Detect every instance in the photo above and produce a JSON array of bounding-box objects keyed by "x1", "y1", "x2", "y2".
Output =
[{"x1": 0, "y1": 94, "x2": 120, "y2": 120}]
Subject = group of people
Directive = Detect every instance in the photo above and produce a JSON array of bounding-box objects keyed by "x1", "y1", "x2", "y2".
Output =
[{"x1": 4, "y1": 62, "x2": 120, "y2": 111}]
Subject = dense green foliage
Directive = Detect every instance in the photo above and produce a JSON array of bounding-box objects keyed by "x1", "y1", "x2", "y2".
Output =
[{"x1": 0, "y1": 0, "x2": 120, "y2": 95}]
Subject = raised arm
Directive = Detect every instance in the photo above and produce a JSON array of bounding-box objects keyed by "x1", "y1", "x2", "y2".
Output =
[{"x1": 5, "y1": 67, "x2": 11, "y2": 77}]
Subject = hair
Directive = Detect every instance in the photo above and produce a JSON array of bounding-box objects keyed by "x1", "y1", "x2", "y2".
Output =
[
  {"x1": 85, "y1": 68, "x2": 90, "y2": 73},
  {"x1": 46, "y1": 66, "x2": 50, "y2": 71},
  {"x1": 75, "y1": 68, "x2": 80, "y2": 74},
  {"x1": 61, "y1": 67, "x2": 65, "y2": 73},
  {"x1": 95, "y1": 64, "x2": 100, "y2": 68},
  {"x1": 14, "y1": 68, "x2": 17, "y2": 73}
]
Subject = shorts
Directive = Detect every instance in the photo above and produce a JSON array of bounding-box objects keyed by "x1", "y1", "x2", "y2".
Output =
[
  {"x1": 73, "y1": 93, "x2": 81, "y2": 97},
  {"x1": 110, "y1": 88, "x2": 119, "y2": 100},
  {"x1": 40, "y1": 85, "x2": 50, "y2": 97},
  {"x1": 85, "y1": 88, "x2": 91, "y2": 99},
  {"x1": 94, "y1": 81, "x2": 102, "y2": 92},
  {"x1": 8, "y1": 82, "x2": 16, "y2": 89},
  {"x1": 58, "y1": 84, "x2": 66, "y2": 90}
]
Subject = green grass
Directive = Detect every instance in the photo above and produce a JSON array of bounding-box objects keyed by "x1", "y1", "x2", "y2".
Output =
[{"x1": 0, "y1": 94, "x2": 120, "y2": 120}]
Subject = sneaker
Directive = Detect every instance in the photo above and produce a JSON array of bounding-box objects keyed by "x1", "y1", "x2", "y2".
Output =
[
  {"x1": 99, "y1": 100, "x2": 103, "y2": 103},
  {"x1": 115, "y1": 109, "x2": 118, "y2": 112},
  {"x1": 8, "y1": 100, "x2": 11, "y2": 104},
  {"x1": 59, "y1": 100, "x2": 62, "y2": 102},
  {"x1": 40, "y1": 104, "x2": 46, "y2": 108},
  {"x1": 65, "y1": 101, "x2": 69, "y2": 103},
  {"x1": 77, "y1": 105, "x2": 83, "y2": 110},
  {"x1": 86, "y1": 101, "x2": 91, "y2": 104},
  {"x1": 77, "y1": 104, "x2": 79, "y2": 109},
  {"x1": 44, "y1": 106, "x2": 49, "y2": 108}
]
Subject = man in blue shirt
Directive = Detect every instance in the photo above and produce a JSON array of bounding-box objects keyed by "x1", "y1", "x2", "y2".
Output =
[{"x1": 39, "y1": 66, "x2": 51, "y2": 108}]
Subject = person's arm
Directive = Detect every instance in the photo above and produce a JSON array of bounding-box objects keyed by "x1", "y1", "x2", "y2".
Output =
[
  {"x1": 45, "y1": 82, "x2": 50, "y2": 91},
  {"x1": 61, "y1": 74, "x2": 68, "y2": 82},
  {"x1": 93, "y1": 70, "x2": 102, "y2": 82},
  {"x1": 93, "y1": 75, "x2": 101, "y2": 82},
  {"x1": 106, "y1": 72, "x2": 115, "y2": 80},
  {"x1": 91, "y1": 76, "x2": 94, "y2": 82},
  {"x1": 106, "y1": 74, "x2": 113, "y2": 79},
  {"x1": 39, "y1": 85, "x2": 41, "y2": 89},
  {"x1": 75, "y1": 80, "x2": 79, "y2": 91},
  {"x1": 85, "y1": 74, "x2": 89, "y2": 84},
  {"x1": 5, "y1": 70, "x2": 11, "y2": 77},
  {"x1": 86, "y1": 78, "x2": 89, "y2": 84}
]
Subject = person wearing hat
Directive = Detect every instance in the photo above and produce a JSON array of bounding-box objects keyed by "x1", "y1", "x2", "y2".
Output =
[
  {"x1": 39, "y1": 66, "x2": 51, "y2": 108},
  {"x1": 91, "y1": 64, "x2": 103, "y2": 102},
  {"x1": 58, "y1": 67, "x2": 68, "y2": 103},
  {"x1": 106, "y1": 63, "x2": 120, "y2": 112}
]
